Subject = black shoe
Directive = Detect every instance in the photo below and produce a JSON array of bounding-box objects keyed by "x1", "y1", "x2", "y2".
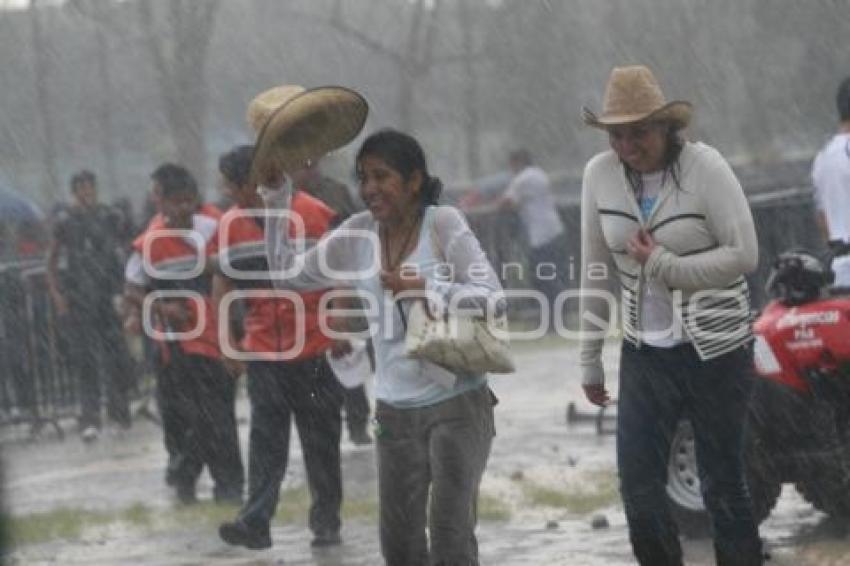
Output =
[
  {"x1": 219, "y1": 520, "x2": 272, "y2": 550},
  {"x1": 311, "y1": 529, "x2": 341, "y2": 548},
  {"x1": 349, "y1": 428, "x2": 373, "y2": 446}
]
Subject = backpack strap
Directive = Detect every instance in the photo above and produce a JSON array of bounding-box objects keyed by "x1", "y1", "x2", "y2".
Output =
[{"x1": 428, "y1": 206, "x2": 446, "y2": 263}]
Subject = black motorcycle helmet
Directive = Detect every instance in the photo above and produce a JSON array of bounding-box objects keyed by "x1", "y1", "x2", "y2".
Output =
[{"x1": 766, "y1": 249, "x2": 834, "y2": 305}]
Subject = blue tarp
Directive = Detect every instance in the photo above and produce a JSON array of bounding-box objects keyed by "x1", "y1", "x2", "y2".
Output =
[{"x1": 0, "y1": 184, "x2": 44, "y2": 225}]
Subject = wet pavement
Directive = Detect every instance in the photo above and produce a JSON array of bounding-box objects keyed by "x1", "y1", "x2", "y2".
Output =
[{"x1": 3, "y1": 339, "x2": 850, "y2": 565}]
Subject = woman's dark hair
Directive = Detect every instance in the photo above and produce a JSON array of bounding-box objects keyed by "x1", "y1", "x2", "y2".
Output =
[
  {"x1": 219, "y1": 145, "x2": 255, "y2": 187},
  {"x1": 355, "y1": 128, "x2": 442, "y2": 208},
  {"x1": 151, "y1": 163, "x2": 198, "y2": 199},
  {"x1": 623, "y1": 121, "x2": 685, "y2": 203}
]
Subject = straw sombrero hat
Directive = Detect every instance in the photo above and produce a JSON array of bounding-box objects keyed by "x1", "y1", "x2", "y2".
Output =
[
  {"x1": 582, "y1": 66, "x2": 692, "y2": 129},
  {"x1": 248, "y1": 85, "x2": 368, "y2": 185}
]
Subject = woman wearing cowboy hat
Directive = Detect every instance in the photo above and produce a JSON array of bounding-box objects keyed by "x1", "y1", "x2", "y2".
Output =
[{"x1": 579, "y1": 66, "x2": 762, "y2": 565}]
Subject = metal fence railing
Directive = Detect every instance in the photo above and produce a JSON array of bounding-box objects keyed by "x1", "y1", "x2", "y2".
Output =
[
  {"x1": 0, "y1": 259, "x2": 151, "y2": 442},
  {"x1": 0, "y1": 259, "x2": 73, "y2": 439}
]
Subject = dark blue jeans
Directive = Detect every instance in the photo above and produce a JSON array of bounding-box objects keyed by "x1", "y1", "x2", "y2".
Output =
[
  {"x1": 617, "y1": 341, "x2": 762, "y2": 566},
  {"x1": 67, "y1": 296, "x2": 134, "y2": 429},
  {"x1": 238, "y1": 356, "x2": 344, "y2": 534},
  {"x1": 157, "y1": 352, "x2": 244, "y2": 500}
]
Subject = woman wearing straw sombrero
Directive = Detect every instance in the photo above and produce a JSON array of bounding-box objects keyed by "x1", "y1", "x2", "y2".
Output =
[{"x1": 578, "y1": 66, "x2": 762, "y2": 565}]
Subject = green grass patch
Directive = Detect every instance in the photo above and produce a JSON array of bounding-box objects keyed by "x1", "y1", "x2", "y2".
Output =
[
  {"x1": 477, "y1": 493, "x2": 512, "y2": 522},
  {"x1": 7, "y1": 489, "x2": 381, "y2": 549},
  {"x1": 342, "y1": 497, "x2": 379, "y2": 522},
  {"x1": 118, "y1": 503, "x2": 154, "y2": 528},
  {"x1": 519, "y1": 471, "x2": 619, "y2": 514},
  {"x1": 6, "y1": 507, "x2": 115, "y2": 546},
  {"x1": 6, "y1": 500, "x2": 245, "y2": 548},
  {"x1": 272, "y1": 485, "x2": 379, "y2": 525},
  {"x1": 171, "y1": 500, "x2": 242, "y2": 527},
  {"x1": 5, "y1": 484, "x2": 447, "y2": 548},
  {"x1": 272, "y1": 485, "x2": 312, "y2": 525}
]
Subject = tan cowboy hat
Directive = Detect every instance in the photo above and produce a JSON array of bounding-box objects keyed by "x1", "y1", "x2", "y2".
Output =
[
  {"x1": 247, "y1": 85, "x2": 368, "y2": 185},
  {"x1": 582, "y1": 65, "x2": 692, "y2": 129}
]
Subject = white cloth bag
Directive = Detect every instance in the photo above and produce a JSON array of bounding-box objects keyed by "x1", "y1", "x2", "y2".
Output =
[{"x1": 404, "y1": 299, "x2": 515, "y2": 374}]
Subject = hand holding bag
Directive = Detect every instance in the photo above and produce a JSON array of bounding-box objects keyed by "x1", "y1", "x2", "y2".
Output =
[
  {"x1": 403, "y1": 209, "x2": 515, "y2": 374},
  {"x1": 404, "y1": 298, "x2": 515, "y2": 374}
]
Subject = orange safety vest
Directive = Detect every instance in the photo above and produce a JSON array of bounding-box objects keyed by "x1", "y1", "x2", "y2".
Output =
[
  {"x1": 212, "y1": 191, "x2": 337, "y2": 362},
  {"x1": 132, "y1": 216, "x2": 221, "y2": 362}
]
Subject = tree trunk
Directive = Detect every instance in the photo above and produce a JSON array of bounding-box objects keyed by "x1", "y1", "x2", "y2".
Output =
[
  {"x1": 459, "y1": 0, "x2": 480, "y2": 178},
  {"x1": 138, "y1": 0, "x2": 220, "y2": 191},
  {"x1": 92, "y1": 1, "x2": 119, "y2": 197},
  {"x1": 170, "y1": 64, "x2": 209, "y2": 190},
  {"x1": 29, "y1": 0, "x2": 60, "y2": 203},
  {"x1": 397, "y1": 67, "x2": 415, "y2": 132}
]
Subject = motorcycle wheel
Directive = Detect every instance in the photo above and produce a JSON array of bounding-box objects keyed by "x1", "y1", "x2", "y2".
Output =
[{"x1": 666, "y1": 420, "x2": 781, "y2": 537}]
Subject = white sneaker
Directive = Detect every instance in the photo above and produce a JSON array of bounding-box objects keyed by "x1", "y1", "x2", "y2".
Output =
[{"x1": 81, "y1": 426, "x2": 100, "y2": 443}]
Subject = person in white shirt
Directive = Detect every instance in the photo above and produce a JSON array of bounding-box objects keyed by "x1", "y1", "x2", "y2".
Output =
[
  {"x1": 811, "y1": 76, "x2": 850, "y2": 286},
  {"x1": 500, "y1": 149, "x2": 566, "y2": 329}
]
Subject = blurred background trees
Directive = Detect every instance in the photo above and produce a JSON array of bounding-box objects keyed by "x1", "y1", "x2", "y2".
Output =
[{"x1": 0, "y1": 0, "x2": 847, "y2": 206}]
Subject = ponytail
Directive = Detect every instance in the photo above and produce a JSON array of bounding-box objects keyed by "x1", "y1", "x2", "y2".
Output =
[{"x1": 420, "y1": 175, "x2": 443, "y2": 207}]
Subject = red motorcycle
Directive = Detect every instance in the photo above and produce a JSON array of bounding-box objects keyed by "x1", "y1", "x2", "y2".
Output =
[{"x1": 666, "y1": 240, "x2": 850, "y2": 532}]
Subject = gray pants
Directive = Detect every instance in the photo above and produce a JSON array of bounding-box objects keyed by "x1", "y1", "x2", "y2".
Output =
[{"x1": 375, "y1": 385, "x2": 496, "y2": 566}]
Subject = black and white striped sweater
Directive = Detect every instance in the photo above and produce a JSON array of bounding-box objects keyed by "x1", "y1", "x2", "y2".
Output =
[{"x1": 579, "y1": 141, "x2": 759, "y2": 386}]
